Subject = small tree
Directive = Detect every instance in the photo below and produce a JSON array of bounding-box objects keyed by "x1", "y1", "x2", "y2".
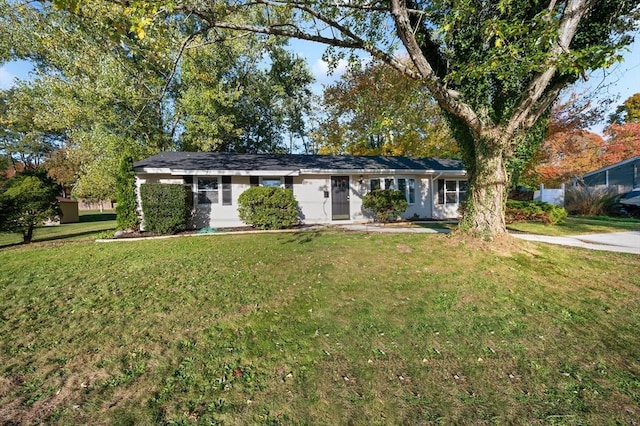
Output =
[
  {"x1": 362, "y1": 189, "x2": 408, "y2": 223},
  {"x1": 237, "y1": 187, "x2": 300, "y2": 230},
  {"x1": 0, "y1": 171, "x2": 60, "y2": 243},
  {"x1": 115, "y1": 153, "x2": 139, "y2": 230}
]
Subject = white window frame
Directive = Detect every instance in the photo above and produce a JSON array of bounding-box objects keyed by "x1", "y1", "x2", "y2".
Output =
[
  {"x1": 397, "y1": 178, "x2": 416, "y2": 205},
  {"x1": 443, "y1": 179, "x2": 467, "y2": 205},
  {"x1": 197, "y1": 177, "x2": 219, "y2": 205},
  {"x1": 369, "y1": 177, "x2": 416, "y2": 204}
]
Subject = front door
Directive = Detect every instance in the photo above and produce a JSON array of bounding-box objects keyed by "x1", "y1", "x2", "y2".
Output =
[{"x1": 331, "y1": 176, "x2": 350, "y2": 220}]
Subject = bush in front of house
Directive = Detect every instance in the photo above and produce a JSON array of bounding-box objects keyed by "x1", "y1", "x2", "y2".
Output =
[
  {"x1": 564, "y1": 185, "x2": 618, "y2": 216},
  {"x1": 362, "y1": 189, "x2": 408, "y2": 223},
  {"x1": 237, "y1": 186, "x2": 300, "y2": 230},
  {"x1": 505, "y1": 200, "x2": 567, "y2": 225},
  {"x1": 140, "y1": 183, "x2": 192, "y2": 234}
]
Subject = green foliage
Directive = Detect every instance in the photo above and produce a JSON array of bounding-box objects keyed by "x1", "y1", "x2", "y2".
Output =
[
  {"x1": 316, "y1": 61, "x2": 458, "y2": 157},
  {"x1": 362, "y1": 189, "x2": 408, "y2": 223},
  {"x1": 609, "y1": 93, "x2": 640, "y2": 124},
  {"x1": 564, "y1": 185, "x2": 618, "y2": 217},
  {"x1": 0, "y1": 170, "x2": 60, "y2": 243},
  {"x1": 10, "y1": 0, "x2": 639, "y2": 236},
  {"x1": 237, "y1": 186, "x2": 300, "y2": 230},
  {"x1": 115, "y1": 153, "x2": 139, "y2": 231},
  {"x1": 178, "y1": 41, "x2": 314, "y2": 153},
  {"x1": 505, "y1": 200, "x2": 567, "y2": 225},
  {"x1": 139, "y1": 183, "x2": 192, "y2": 234}
]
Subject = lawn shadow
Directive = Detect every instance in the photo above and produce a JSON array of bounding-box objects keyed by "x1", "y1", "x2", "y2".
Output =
[
  {"x1": 283, "y1": 228, "x2": 323, "y2": 244},
  {"x1": 80, "y1": 213, "x2": 117, "y2": 222},
  {"x1": 0, "y1": 229, "x2": 114, "y2": 249}
]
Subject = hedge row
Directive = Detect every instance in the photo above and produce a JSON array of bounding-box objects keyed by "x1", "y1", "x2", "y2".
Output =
[
  {"x1": 505, "y1": 200, "x2": 567, "y2": 225},
  {"x1": 140, "y1": 183, "x2": 192, "y2": 234}
]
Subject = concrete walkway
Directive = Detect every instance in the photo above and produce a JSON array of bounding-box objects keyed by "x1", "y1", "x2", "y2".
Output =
[{"x1": 512, "y1": 231, "x2": 640, "y2": 254}]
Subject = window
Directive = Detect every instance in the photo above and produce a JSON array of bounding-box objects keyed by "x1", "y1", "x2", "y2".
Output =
[
  {"x1": 261, "y1": 177, "x2": 282, "y2": 188},
  {"x1": 438, "y1": 179, "x2": 467, "y2": 204},
  {"x1": 198, "y1": 177, "x2": 218, "y2": 204},
  {"x1": 397, "y1": 178, "x2": 415, "y2": 204},
  {"x1": 372, "y1": 177, "x2": 416, "y2": 204},
  {"x1": 385, "y1": 178, "x2": 394, "y2": 190}
]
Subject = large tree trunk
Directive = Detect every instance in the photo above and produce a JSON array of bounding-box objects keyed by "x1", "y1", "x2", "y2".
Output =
[{"x1": 460, "y1": 145, "x2": 509, "y2": 237}]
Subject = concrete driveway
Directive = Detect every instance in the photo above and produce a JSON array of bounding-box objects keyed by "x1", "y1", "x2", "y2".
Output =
[
  {"x1": 512, "y1": 231, "x2": 640, "y2": 254},
  {"x1": 338, "y1": 224, "x2": 639, "y2": 254}
]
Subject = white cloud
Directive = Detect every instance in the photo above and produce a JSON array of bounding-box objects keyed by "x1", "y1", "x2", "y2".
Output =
[
  {"x1": 312, "y1": 58, "x2": 349, "y2": 81},
  {"x1": 0, "y1": 66, "x2": 17, "y2": 90}
]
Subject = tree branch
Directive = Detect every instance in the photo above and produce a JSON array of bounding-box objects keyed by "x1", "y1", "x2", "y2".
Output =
[
  {"x1": 183, "y1": 4, "x2": 424, "y2": 81},
  {"x1": 504, "y1": 0, "x2": 594, "y2": 139},
  {"x1": 389, "y1": 0, "x2": 482, "y2": 138},
  {"x1": 158, "y1": 30, "x2": 204, "y2": 104}
]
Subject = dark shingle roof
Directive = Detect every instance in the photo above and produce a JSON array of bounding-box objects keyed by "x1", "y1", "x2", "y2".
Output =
[{"x1": 134, "y1": 152, "x2": 464, "y2": 173}]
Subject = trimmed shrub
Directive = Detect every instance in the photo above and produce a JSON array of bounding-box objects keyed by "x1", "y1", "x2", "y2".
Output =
[
  {"x1": 362, "y1": 189, "x2": 408, "y2": 223},
  {"x1": 115, "y1": 153, "x2": 139, "y2": 230},
  {"x1": 140, "y1": 183, "x2": 192, "y2": 234},
  {"x1": 565, "y1": 185, "x2": 617, "y2": 216},
  {"x1": 505, "y1": 200, "x2": 567, "y2": 225},
  {"x1": 237, "y1": 186, "x2": 300, "y2": 230}
]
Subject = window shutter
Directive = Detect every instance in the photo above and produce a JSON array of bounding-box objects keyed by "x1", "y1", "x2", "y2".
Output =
[
  {"x1": 437, "y1": 179, "x2": 444, "y2": 204},
  {"x1": 370, "y1": 178, "x2": 381, "y2": 191},
  {"x1": 222, "y1": 176, "x2": 232, "y2": 205},
  {"x1": 284, "y1": 176, "x2": 294, "y2": 191},
  {"x1": 250, "y1": 176, "x2": 259, "y2": 187}
]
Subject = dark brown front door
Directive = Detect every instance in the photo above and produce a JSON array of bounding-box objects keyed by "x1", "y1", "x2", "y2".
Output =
[{"x1": 331, "y1": 176, "x2": 350, "y2": 220}]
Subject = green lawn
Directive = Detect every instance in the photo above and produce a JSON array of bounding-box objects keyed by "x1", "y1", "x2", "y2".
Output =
[
  {"x1": 0, "y1": 211, "x2": 116, "y2": 247},
  {"x1": 507, "y1": 216, "x2": 640, "y2": 236},
  {"x1": 1, "y1": 230, "x2": 639, "y2": 424}
]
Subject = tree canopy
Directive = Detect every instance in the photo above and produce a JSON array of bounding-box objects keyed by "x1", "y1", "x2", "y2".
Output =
[
  {"x1": 0, "y1": 169, "x2": 60, "y2": 243},
  {"x1": 57, "y1": 0, "x2": 638, "y2": 237},
  {"x1": 315, "y1": 60, "x2": 458, "y2": 158},
  {"x1": 0, "y1": 0, "x2": 315, "y2": 202}
]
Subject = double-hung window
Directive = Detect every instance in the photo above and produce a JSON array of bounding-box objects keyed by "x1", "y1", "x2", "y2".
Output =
[
  {"x1": 438, "y1": 179, "x2": 467, "y2": 204},
  {"x1": 197, "y1": 176, "x2": 232, "y2": 205},
  {"x1": 198, "y1": 177, "x2": 219, "y2": 204},
  {"x1": 370, "y1": 177, "x2": 415, "y2": 204},
  {"x1": 397, "y1": 178, "x2": 416, "y2": 204}
]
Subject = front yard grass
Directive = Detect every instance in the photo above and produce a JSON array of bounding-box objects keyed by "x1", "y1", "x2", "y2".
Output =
[
  {"x1": 507, "y1": 216, "x2": 640, "y2": 236},
  {"x1": 0, "y1": 211, "x2": 116, "y2": 247},
  {"x1": 1, "y1": 230, "x2": 639, "y2": 424}
]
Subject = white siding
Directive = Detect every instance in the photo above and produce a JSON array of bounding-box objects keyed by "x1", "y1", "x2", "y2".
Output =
[
  {"x1": 136, "y1": 172, "x2": 462, "y2": 228},
  {"x1": 192, "y1": 176, "x2": 249, "y2": 228}
]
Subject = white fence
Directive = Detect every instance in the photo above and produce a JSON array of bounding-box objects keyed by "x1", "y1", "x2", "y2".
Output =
[{"x1": 534, "y1": 183, "x2": 565, "y2": 206}]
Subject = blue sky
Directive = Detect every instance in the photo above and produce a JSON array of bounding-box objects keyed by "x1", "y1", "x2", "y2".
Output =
[{"x1": 2, "y1": 35, "x2": 639, "y2": 135}]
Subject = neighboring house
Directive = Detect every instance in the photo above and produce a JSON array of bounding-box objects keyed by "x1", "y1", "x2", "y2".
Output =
[
  {"x1": 133, "y1": 152, "x2": 467, "y2": 228},
  {"x1": 582, "y1": 155, "x2": 640, "y2": 193}
]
